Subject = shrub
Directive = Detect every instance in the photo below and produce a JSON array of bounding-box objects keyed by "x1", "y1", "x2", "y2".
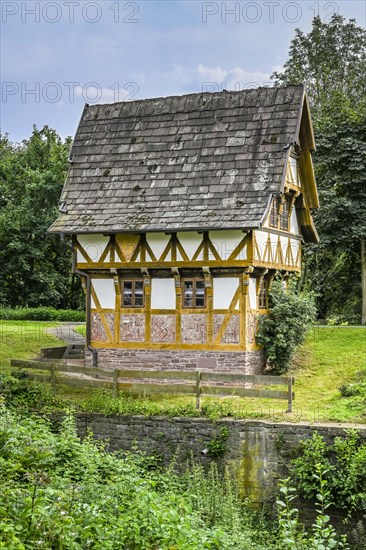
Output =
[
  {"x1": 277, "y1": 469, "x2": 349, "y2": 549},
  {"x1": 0, "y1": 407, "x2": 270, "y2": 549},
  {"x1": 289, "y1": 430, "x2": 366, "y2": 513},
  {"x1": 0, "y1": 372, "x2": 66, "y2": 411},
  {"x1": 0, "y1": 307, "x2": 85, "y2": 322},
  {"x1": 256, "y1": 280, "x2": 316, "y2": 374},
  {"x1": 339, "y1": 382, "x2": 366, "y2": 398},
  {"x1": 0, "y1": 407, "x2": 351, "y2": 549}
]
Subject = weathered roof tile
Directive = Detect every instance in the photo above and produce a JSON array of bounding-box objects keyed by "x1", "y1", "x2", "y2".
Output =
[{"x1": 49, "y1": 85, "x2": 306, "y2": 234}]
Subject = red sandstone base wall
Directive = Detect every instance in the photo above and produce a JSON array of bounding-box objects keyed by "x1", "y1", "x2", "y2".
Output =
[{"x1": 85, "y1": 348, "x2": 265, "y2": 375}]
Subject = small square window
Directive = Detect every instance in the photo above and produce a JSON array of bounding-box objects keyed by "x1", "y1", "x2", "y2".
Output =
[
  {"x1": 122, "y1": 279, "x2": 144, "y2": 307},
  {"x1": 183, "y1": 279, "x2": 206, "y2": 308}
]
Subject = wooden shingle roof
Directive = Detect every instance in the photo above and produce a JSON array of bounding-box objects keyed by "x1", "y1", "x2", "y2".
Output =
[{"x1": 49, "y1": 84, "x2": 310, "y2": 234}]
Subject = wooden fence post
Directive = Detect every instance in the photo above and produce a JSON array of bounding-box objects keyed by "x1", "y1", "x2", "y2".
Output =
[
  {"x1": 113, "y1": 369, "x2": 119, "y2": 398},
  {"x1": 287, "y1": 377, "x2": 294, "y2": 413},
  {"x1": 195, "y1": 371, "x2": 201, "y2": 409}
]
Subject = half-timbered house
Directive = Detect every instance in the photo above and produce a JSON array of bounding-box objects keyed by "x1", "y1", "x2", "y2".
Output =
[{"x1": 49, "y1": 84, "x2": 318, "y2": 374}]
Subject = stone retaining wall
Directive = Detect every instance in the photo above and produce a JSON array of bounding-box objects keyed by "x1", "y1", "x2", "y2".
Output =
[{"x1": 60, "y1": 413, "x2": 366, "y2": 509}]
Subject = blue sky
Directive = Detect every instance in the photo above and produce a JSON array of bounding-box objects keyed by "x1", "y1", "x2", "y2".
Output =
[{"x1": 1, "y1": 0, "x2": 365, "y2": 142}]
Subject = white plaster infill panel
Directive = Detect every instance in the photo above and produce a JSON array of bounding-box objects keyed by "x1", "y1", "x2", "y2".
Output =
[
  {"x1": 280, "y1": 235, "x2": 289, "y2": 263},
  {"x1": 77, "y1": 234, "x2": 109, "y2": 263},
  {"x1": 248, "y1": 278, "x2": 257, "y2": 310},
  {"x1": 151, "y1": 278, "x2": 176, "y2": 309},
  {"x1": 213, "y1": 278, "x2": 239, "y2": 310},
  {"x1": 177, "y1": 232, "x2": 202, "y2": 261},
  {"x1": 291, "y1": 238, "x2": 300, "y2": 266},
  {"x1": 91, "y1": 278, "x2": 115, "y2": 309},
  {"x1": 290, "y1": 207, "x2": 299, "y2": 234},
  {"x1": 271, "y1": 234, "x2": 279, "y2": 262},
  {"x1": 209, "y1": 230, "x2": 247, "y2": 261},
  {"x1": 254, "y1": 230, "x2": 268, "y2": 261},
  {"x1": 146, "y1": 233, "x2": 171, "y2": 261}
]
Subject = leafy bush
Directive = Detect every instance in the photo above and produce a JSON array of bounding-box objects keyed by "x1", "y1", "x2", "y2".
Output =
[
  {"x1": 256, "y1": 280, "x2": 316, "y2": 374},
  {"x1": 208, "y1": 426, "x2": 230, "y2": 457},
  {"x1": 0, "y1": 407, "x2": 271, "y2": 549},
  {"x1": 277, "y1": 468, "x2": 349, "y2": 549},
  {"x1": 0, "y1": 307, "x2": 85, "y2": 322},
  {"x1": 0, "y1": 372, "x2": 66, "y2": 412},
  {"x1": 339, "y1": 382, "x2": 366, "y2": 398},
  {"x1": 339, "y1": 368, "x2": 366, "y2": 400},
  {"x1": 0, "y1": 407, "x2": 352, "y2": 549},
  {"x1": 289, "y1": 430, "x2": 366, "y2": 513}
]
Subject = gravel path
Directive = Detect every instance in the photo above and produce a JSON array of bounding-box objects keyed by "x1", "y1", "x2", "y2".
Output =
[{"x1": 47, "y1": 323, "x2": 86, "y2": 345}]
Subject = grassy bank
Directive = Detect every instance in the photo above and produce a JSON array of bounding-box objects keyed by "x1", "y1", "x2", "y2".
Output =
[
  {"x1": 71, "y1": 325, "x2": 366, "y2": 423},
  {"x1": 289, "y1": 326, "x2": 366, "y2": 422},
  {"x1": 1, "y1": 323, "x2": 365, "y2": 423},
  {"x1": 0, "y1": 321, "x2": 63, "y2": 371}
]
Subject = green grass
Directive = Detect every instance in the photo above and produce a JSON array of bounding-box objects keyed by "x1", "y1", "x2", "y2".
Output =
[
  {"x1": 288, "y1": 326, "x2": 366, "y2": 422},
  {"x1": 0, "y1": 321, "x2": 64, "y2": 373},
  {"x1": 74, "y1": 324, "x2": 86, "y2": 336},
  {"x1": 1, "y1": 323, "x2": 365, "y2": 423},
  {"x1": 74, "y1": 326, "x2": 364, "y2": 423}
]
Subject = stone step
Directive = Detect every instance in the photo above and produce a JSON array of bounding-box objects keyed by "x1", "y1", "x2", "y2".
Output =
[{"x1": 62, "y1": 344, "x2": 85, "y2": 361}]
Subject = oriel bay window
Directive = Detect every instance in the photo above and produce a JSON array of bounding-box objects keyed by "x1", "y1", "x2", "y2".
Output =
[
  {"x1": 183, "y1": 279, "x2": 206, "y2": 308},
  {"x1": 269, "y1": 197, "x2": 279, "y2": 228},
  {"x1": 270, "y1": 195, "x2": 292, "y2": 231},
  {"x1": 280, "y1": 195, "x2": 291, "y2": 231},
  {"x1": 122, "y1": 279, "x2": 144, "y2": 307}
]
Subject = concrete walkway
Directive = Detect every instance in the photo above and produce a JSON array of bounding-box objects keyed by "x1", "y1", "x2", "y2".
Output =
[{"x1": 47, "y1": 323, "x2": 86, "y2": 346}]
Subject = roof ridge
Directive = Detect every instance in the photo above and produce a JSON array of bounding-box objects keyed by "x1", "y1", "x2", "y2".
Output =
[{"x1": 83, "y1": 83, "x2": 305, "y2": 110}]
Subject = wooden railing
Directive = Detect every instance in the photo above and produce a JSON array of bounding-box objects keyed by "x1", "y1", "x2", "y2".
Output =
[{"x1": 11, "y1": 359, "x2": 295, "y2": 412}]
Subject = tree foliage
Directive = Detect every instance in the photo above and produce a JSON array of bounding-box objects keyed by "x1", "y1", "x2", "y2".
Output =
[
  {"x1": 305, "y1": 94, "x2": 366, "y2": 321},
  {"x1": 272, "y1": 14, "x2": 366, "y2": 323},
  {"x1": 314, "y1": 94, "x2": 366, "y2": 245},
  {"x1": 256, "y1": 280, "x2": 316, "y2": 374},
  {"x1": 0, "y1": 126, "x2": 82, "y2": 309},
  {"x1": 271, "y1": 14, "x2": 366, "y2": 114}
]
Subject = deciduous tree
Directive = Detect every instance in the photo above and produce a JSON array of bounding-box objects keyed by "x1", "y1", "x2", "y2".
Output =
[
  {"x1": 0, "y1": 126, "x2": 82, "y2": 309},
  {"x1": 272, "y1": 14, "x2": 366, "y2": 115},
  {"x1": 272, "y1": 14, "x2": 366, "y2": 323}
]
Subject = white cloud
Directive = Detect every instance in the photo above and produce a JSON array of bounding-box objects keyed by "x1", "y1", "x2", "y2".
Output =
[
  {"x1": 197, "y1": 64, "x2": 272, "y2": 91},
  {"x1": 74, "y1": 84, "x2": 139, "y2": 104},
  {"x1": 67, "y1": 64, "x2": 275, "y2": 107},
  {"x1": 139, "y1": 64, "x2": 274, "y2": 97},
  {"x1": 271, "y1": 64, "x2": 284, "y2": 74}
]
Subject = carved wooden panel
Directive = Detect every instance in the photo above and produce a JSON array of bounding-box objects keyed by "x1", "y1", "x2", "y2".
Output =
[{"x1": 116, "y1": 234, "x2": 140, "y2": 261}]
